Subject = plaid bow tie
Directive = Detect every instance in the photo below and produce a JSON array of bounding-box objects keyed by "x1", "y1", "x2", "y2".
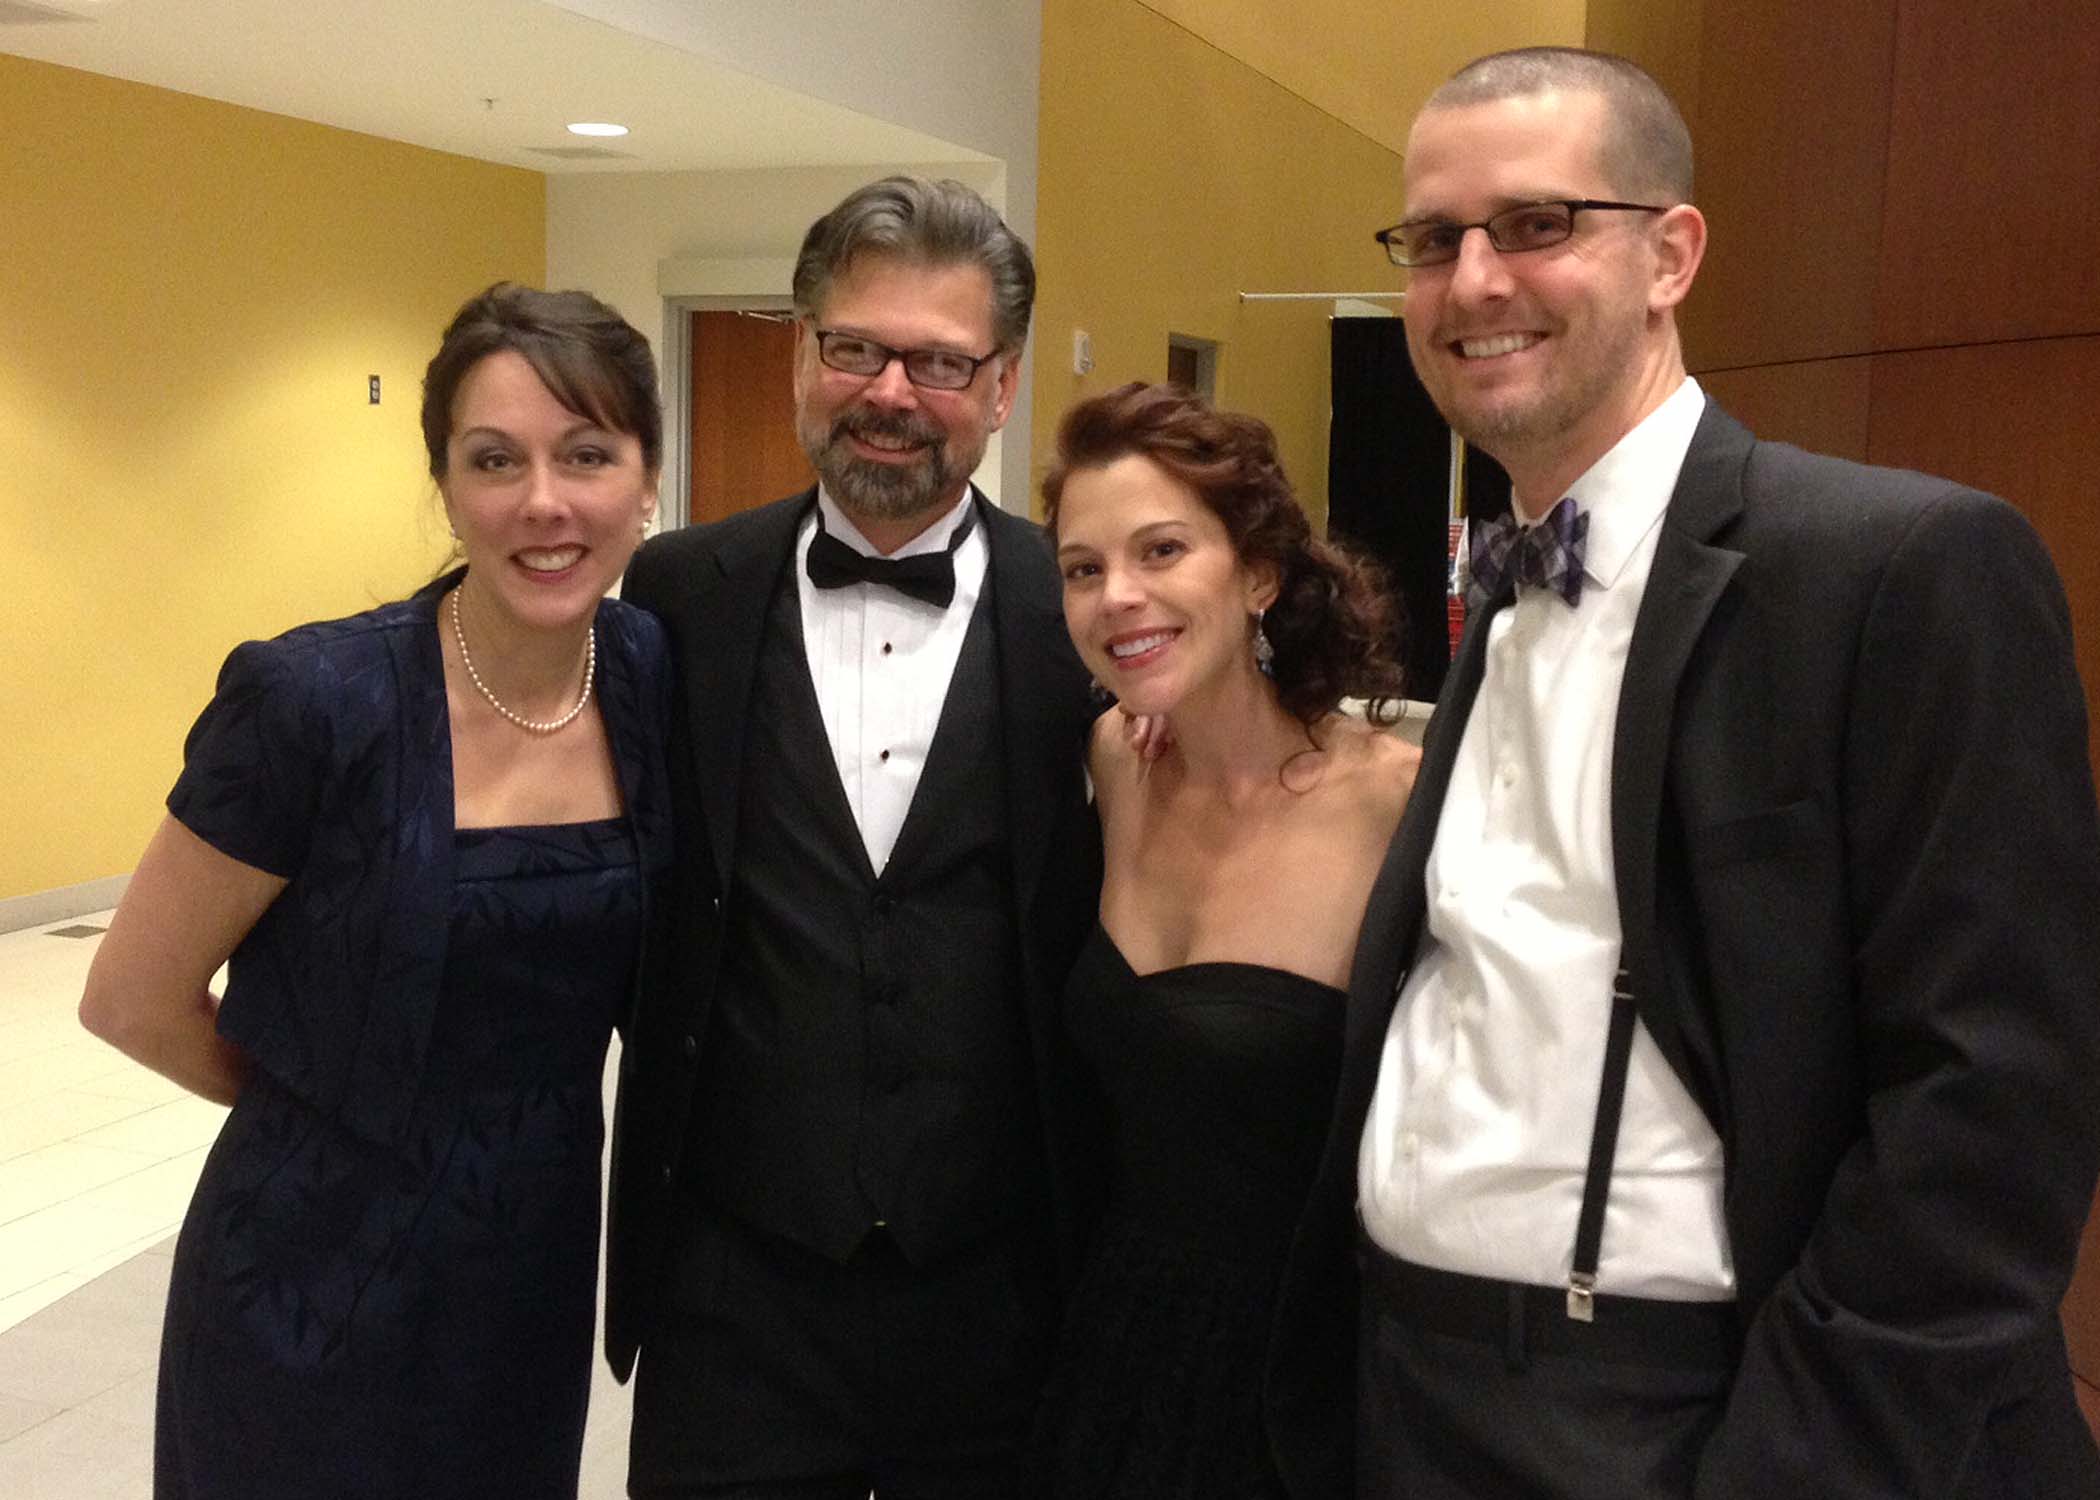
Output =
[
  {"x1": 1465, "y1": 497, "x2": 1589, "y2": 610},
  {"x1": 806, "y1": 504, "x2": 977, "y2": 609}
]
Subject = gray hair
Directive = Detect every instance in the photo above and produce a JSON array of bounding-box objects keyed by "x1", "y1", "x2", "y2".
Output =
[
  {"x1": 1426, "y1": 47, "x2": 1693, "y2": 202},
  {"x1": 791, "y1": 176, "x2": 1036, "y2": 355}
]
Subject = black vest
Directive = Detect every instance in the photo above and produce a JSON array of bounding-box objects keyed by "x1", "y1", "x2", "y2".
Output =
[{"x1": 689, "y1": 566, "x2": 1038, "y2": 1264}]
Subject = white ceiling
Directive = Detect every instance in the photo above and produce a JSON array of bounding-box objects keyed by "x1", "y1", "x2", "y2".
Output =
[{"x1": 0, "y1": 0, "x2": 990, "y2": 173}]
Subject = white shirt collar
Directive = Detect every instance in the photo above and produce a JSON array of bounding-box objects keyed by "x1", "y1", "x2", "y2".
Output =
[{"x1": 1561, "y1": 376, "x2": 1704, "y2": 592}]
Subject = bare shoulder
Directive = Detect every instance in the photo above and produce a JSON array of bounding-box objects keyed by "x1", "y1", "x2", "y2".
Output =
[{"x1": 1320, "y1": 715, "x2": 1420, "y2": 822}]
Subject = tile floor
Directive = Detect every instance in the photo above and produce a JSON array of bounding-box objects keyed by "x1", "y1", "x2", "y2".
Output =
[{"x1": 0, "y1": 913, "x2": 633, "y2": 1497}]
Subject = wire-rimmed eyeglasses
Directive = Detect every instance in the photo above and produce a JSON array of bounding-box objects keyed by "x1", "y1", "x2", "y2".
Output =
[{"x1": 1374, "y1": 200, "x2": 1668, "y2": 268}]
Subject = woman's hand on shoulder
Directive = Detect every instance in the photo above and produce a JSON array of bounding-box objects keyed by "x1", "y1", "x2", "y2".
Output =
[{"x1": 1086, "y1": 706, "x2": 1135, "y2": 781}]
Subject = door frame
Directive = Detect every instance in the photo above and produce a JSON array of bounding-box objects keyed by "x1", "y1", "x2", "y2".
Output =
[
  {"x1": 660, "y1": 291, "x2": 799, "y2": 531},
  {"x1": 658, "y1": 256, "x2": 803, "y2": 530}
]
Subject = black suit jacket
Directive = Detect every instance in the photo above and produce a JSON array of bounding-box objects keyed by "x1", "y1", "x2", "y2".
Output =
[
  {"x1": 604, "y1": 488, "x2": 1103, "y2": 1382},
  {"x1": 1268, "y1": 403, "x2": 2100, "y2": 1498}
]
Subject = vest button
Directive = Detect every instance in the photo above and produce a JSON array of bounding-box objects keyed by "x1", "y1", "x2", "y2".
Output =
[
  {"x1": 659, "y1": 1164, "x2": 674, "y2": 1185},
  {"x1": 681, "y1": 1034, "x2": 698, "y2": 1059},
  {"x1": 872, "y1": 893, "x2": 896, "y2": 916}
]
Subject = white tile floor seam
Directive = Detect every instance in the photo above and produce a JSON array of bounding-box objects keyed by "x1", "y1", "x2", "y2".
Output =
[{"x1": 0, "y1": 912, "x2": 633, "y2": 1497}]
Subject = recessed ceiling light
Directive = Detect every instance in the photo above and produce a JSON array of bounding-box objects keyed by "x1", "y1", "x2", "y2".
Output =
[{"x1": 567, "y1": 122, "x2": 629, "y2": 138}]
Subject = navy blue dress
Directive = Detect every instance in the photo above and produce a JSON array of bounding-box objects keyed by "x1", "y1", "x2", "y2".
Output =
[
  {"x1": 148, "y1": 582, "x2": 671, "y2": 1500},
  {"x1": 1031, "y1": 926, "x2": 1345, "y2": 1499},
  {"x1": 155, "y1": 817, "x2": 639, "y2": 1498}
]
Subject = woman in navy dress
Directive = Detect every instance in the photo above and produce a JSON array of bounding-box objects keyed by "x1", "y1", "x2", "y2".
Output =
[
  {"x1": 1033, "y1": 383, "x2": 1420, "y2": 1498},
  {"x1": 80, "y1": 283, "x2": 673, "y2": 1499}
]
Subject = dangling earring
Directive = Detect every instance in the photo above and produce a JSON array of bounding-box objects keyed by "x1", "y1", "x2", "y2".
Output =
[{"x1": 1253, "y1": 610, "x2": 1275, "y2": 677}]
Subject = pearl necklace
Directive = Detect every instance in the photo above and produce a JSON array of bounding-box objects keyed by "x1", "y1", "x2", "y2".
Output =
[{"x1": 449, "y1": 588, "x2": 596, "y2": 734}]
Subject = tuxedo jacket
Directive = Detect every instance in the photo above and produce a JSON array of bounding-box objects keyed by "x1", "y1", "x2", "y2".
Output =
[
  {"x1": 603, "y1": 488, "x2": 1103, "y2": 1382},
  {"x1": 1266, "y1": 403, "x2": 2100, "y2": 1498}
]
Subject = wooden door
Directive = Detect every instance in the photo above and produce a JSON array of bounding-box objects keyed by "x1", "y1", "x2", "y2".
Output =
[{"x1": 688, "y1": 310, "x2": 815, "y2": 526}]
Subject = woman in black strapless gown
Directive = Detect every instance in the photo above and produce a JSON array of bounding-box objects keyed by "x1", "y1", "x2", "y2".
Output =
[
  {"x1": 1035, "y1": 382, "x2": 1420, "y2": 1498},
  {"x1": 80, "y1": 284, "x2": 672, "y2": 1498}
]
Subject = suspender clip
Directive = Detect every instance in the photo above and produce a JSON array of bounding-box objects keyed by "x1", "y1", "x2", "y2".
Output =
[{"x1": 1566, "y1": 1271, "x2": 1597, "y2": 1323}]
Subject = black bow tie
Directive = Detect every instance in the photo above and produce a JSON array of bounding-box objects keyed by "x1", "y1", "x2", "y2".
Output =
[{"x1": 804, "y1": 504, "x2": 977, "y2": 609}]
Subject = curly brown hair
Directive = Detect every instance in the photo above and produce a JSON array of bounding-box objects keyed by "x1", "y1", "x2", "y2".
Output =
[{"x1": 1044, "y1": 382, "x2": 1407, "y2": 727}]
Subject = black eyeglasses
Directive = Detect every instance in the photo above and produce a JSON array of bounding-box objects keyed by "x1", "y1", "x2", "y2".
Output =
[
  {"x1": 812, "y1": 329, "x2": 1000, "y2": 392},
  {"x1": 1373, "y1": 200, "x2": 1668, "y2": 268}
]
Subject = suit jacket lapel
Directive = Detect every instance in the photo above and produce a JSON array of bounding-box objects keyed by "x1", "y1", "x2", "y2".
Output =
[
  {"x1": 982, "y1": 493, "x2": 1076, "y2": 931},
  {"x1": 687, "y1": 492, "x2": 812, "y2": 895},
  {"x1": 1611, "y1": 403, "x2": 1750, "y2": 1102}
]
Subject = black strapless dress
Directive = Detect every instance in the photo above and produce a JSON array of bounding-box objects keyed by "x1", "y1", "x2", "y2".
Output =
[
  {"x1": 1032, "y1": 925, "x2": 1345, "y2": 1499},
  {"x1": 155, "y1": 818, "x2": 638, "y2": 1499}
]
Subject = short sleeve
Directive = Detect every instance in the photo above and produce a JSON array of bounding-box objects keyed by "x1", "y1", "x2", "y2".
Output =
[{"x1": 166, "y1": 637, "x2": 322, "y2": 878}]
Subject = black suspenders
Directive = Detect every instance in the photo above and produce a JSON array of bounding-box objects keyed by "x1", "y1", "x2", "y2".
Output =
[{"x1": 1567, "y1": 958, "x2": 1640, "y2": 1321}]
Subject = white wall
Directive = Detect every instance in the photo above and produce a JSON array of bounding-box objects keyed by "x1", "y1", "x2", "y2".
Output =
[
  {"x1": 542, "y1": 0, "x2": 1043, "y2": 510},
  {"x1": 548, "y1": 161, "x2": 1002, "y2": 346}
]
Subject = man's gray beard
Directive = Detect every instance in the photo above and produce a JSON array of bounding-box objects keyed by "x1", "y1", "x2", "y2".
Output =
[
  {"x1": 798, "y1": 414, "x2": 987, "y2": 525},
  {"x1": 816, "y1": 446, "x2": 957, "y2": 521}
]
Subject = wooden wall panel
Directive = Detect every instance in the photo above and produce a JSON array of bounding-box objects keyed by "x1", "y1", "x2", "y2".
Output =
[
  {"x1": 1671, "y1": 0, "x2": 1895, "y2": 372},
  {"x1": 1583, "y1": 0, "x2": 1704, "y2": 149},
  {"x1": 1877, "y1": 0, "x2": 2100, "y2": 349},
  {"x1": 1694, "y1": 356, "x2": 1872, "y2": 463},
  {"x1": 1866, "y1": 336, "x2": 2100, "y2": 780}
]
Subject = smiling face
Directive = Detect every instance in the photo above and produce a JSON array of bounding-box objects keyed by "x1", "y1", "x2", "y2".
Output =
[
  {"x1": 792, "y1": 254, "x2": 1019, "y2": 535},
  {"x1": 1400, "y1": 88, "x2": 1699, "y2": 507},
  {"x1": 1055, "y1": 453, "x2": 1276, "y2": 719},
  {"x1": 441, "y1": 349, "x2": 657, "y2": 636}
]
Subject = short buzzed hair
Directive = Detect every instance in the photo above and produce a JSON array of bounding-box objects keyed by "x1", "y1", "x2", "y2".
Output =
[
  {"x1": 1425, "y1": 47, "x2": 1693, "y2": 202},
  {"x1": 791, "y1": 176, "x2": 1036, "y2": 356}
]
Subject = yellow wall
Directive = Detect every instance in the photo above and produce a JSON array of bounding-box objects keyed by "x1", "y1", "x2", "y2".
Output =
[
  {"x1": 1033, "y1": 0, "x2": 1403, "y2": 523},
  {"x1": 1032, "y1": 0, "x2": 1583, "y2": 524},
  {"x1": 0, "y1": 55, "x2": 544, "y2": 901},
  {"x1": 1137, "y1": 0, "x2": 1588, "y2": 153}
]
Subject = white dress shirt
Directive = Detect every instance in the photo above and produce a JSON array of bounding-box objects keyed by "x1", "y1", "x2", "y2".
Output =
[
  {"x1": 795, "y1": 486, "x2": 988, "y2": 875},
  {"x1": 1359, "y1": 377, "x2": 1735, "y2": 1300}
]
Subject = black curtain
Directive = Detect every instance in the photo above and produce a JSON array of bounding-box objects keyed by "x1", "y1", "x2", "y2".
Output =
[
  {"x1": 1326, "y1": 318, "x2": 1512, "y2": 703},
  {"x1": 1326, "y1": 317, "x2": 1451, "y2": 702}
]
